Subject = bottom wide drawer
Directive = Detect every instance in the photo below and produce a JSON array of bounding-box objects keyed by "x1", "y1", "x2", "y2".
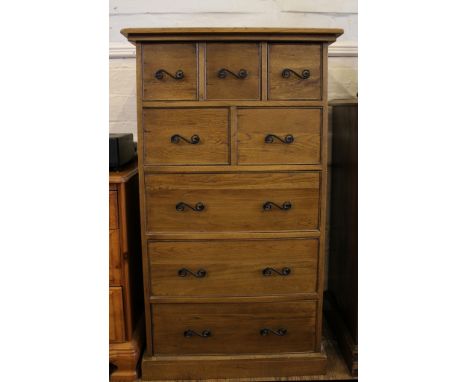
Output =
[{"x1": 152, "y1": 301, "x2": 317, "y2": 355}]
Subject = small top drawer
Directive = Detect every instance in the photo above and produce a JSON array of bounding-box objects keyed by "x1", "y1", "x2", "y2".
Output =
[
  {"x1": 268, "y1": 43, "x2": 322, "y2": 100},
  {"x1": 142, "y1": 43, "x2": 198, "y2": 101},
  {"x1": 206, "y1": 43, "x2": 260, "y2": 100},
  {"x1": 238, "y1": 108, "x2": 322, "y2": 165}
]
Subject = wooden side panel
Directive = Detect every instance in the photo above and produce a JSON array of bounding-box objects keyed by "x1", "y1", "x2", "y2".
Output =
[
  {"x1": 110, "y1": 287, "x2": 126, "y2": 342},
  {"x1": 109, "y1": 191, "x2": 119, "y2": 229},
  {"x1": 142, "y1": 43, "x2": 198, "y2": 101},
  {"x1": 268, "y1": 43, "x2": 322, "y2": 100},
  {"x1": 148, "y1": 238, "x2": 319, "y2": 297},
  {"x1": 152, "y1": 301, "x2": 317, "y2": 355},
  {"x1": 206, "y1": 43, "x2": 261, "y2": 100}
]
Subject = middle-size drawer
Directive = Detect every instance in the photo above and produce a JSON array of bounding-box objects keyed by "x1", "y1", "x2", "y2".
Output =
[
  {"x1": 238, "y1": 108, "x2": 322, "y2": 165},
  {"x1": 148, "y1": 238, "x2": 319, "y2": 297},
  {"x1": 143, "y1": 108, "x2": 230, "y2": 165},
  {"x1": 145, "y1": 172, "x2": 320, "y2": 233}
]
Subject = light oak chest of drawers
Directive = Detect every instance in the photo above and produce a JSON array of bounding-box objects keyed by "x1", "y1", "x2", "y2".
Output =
[{"x1": 122, "y1": 27, "x2": 343, "y2": 381}]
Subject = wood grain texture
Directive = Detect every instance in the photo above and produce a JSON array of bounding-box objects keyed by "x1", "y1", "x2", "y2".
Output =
[
  {"x1": 145, "y1": 172, "x2": 320, "y2": 233},
  {"x1": 152, "y1": 301, "x2": 317, "y2": 355},
  {"x1": 237, "y1": 108, "x2": 322, "y2": 165},
  {"x1": 109, "y1": 161, "x2": 145, "y2": 377},
  {"x1": 140, "y1": 320, "x2": 356, "y2": 381},
  {"x1": 148, "y1": 238, "x2": 319, "y2": 297},
  {"x1": 142, "y1": 351, "x2": 327, "y2": 381},
  {"x1": 110, "y1": 317, "x2": 145, "y2": 382},
  {"x1": 109, "y1": 191, "x2": 119, "y2": 229},
  {"x1": 109, "y1": 287, "x2": 125, "y2": 343},
  {"x1": 314, "y1": 44, "x2": 328, "y2": 352},
  {"x1": 206, "y1": 43, "x2": 260, "y2": 100},
  {"x1": 121, "y1": 28, "x2": 341, "y2": 379},
  {"x1": 122, "y1": 27, "x2": 344, "y2": 44},
  {"x1": 142, "y1": 43, "x2": 198, "y2": 101},
  {"x1": 143, "y1": 100, "x2": 327, "y2": 108},
  {"x1": 143, "y1": 108, "x2": 229, "y2": 165},
  {"x1": 109, "y1": 229, "x2": 122, "y2": 286},
  {"x1": 136, "y1": 42, "x2": 154, "y2": 355},
  {"x1": 144, "y1": 164, "x2": 323, "y2": 173},
  {"x1": 268, "y1": 44, "x2": 322, "y2": 100}
]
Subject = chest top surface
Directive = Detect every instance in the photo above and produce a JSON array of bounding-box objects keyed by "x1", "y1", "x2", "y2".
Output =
[{"x1": 121, "y1": 27, "x2": 343, "y2": 43}]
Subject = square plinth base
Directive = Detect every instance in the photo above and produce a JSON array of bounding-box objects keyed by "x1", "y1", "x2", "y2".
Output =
[{"x1": 141, "y1": 349, "x2": 327, "y2": 381}]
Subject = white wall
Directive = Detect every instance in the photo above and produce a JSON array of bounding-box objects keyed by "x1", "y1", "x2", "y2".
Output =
[{"x1": 109, "y1": 0, "x2": 358, "y2": 138}]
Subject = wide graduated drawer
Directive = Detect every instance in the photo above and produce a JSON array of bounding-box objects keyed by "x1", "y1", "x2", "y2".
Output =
[
  {"x1": 206, "y1": 43, "x2": 260, "y2": 100},
  {"x1": 145, "y1": 172, "x2": 320, "y2": 233},
  {"x1": 268, "y1": 43, "x2": 322, "y2": 100},
  {"x1": 148, "y1": 238, "x2": 319, "y2": 297},
  {"x1": 238, "y1": 108, "x2": 322, "y2": 165},
  {"x1": 143, "y1": 108, "x2": 230, "y2": 165},
  {"x1": 152, "y1": 301, "x2": 317, "y2": 355},
  {"x1": 142, "y1": 43, "x2": 198, "y2": 101}
]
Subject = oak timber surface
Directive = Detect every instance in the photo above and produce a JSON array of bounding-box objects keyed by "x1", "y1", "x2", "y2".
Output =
[
  {"x1": 152, "y1": 301, "x2": 317, "y2": 355},
  {"x1": 143, "y1": 108, "x2": 229, "y2": 165},
  {"x1": 123, "y1": 27, "x2": 344, "y2": 379},
  {"x1": 138, "y1": 321, "x2": 355, "y2": 381},
  {"x1": 122, "y1": 28, "x2": 344, "y2": 41},
  {"x1": 206, "y1": 43, "x2": 261, "y2": 100},
  {"x1": 144, "y1": 172, "x2": 320, "y2": 233},
  {"x1": 148, "y1": 238, "x2": 319, "y2": 297},
  {"x1": 237, "y1": 108, "x2": 322, "y2": 165}
]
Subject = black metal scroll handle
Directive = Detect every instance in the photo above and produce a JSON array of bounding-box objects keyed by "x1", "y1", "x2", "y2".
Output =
[
  {"x1": 171, "y1": 134, "x2": 200, "y2": 144},
  {"x1": 260, "y1": 328, "x2": 287, "y2": 336},
  {"x1": 264, "y1": 134, "x2": 294, "y2": 144},
  {"x1": 178, "y1": 268, "x2": 207, "y2": 278},
  {"x1": 263, "y1": 201, "x2": 292, "y2": 211},
  {"x1": 282, "y1": 68, "x2": 310, "y2": 79},
  {"x1": 155, "y1": 69, "x2": 184, "y2": 80},
  {"x1": 218, "y1": 68, "x2": 248, "y2": 79},
  {"x1": 184, "y1": 329, "x2": 211, "y2": 338},
  {"x1": 176, "y1": 202, "x2": 205, "y2": 212},
  {"x1": 262, "y1": 267, "x2": 291, "y2": 276}
]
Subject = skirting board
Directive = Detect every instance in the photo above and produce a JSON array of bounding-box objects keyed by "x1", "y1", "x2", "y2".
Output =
[{"x1": 109, "y1": 42, "x2": 358, "y2": 59}]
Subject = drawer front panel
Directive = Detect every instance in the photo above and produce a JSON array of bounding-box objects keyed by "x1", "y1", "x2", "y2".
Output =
[
  {"x1": 268, "y1": 43, "x2": 322, "y2": 100},
  {"x1": 145, "y1": 172, "x2": 320, "y2": 233},
  {"x1": 142, "y1": 43, "x2": 198, "y2": 101},
  {"x1": 238, "y1": 108, "x2": 322, "y2": 165},
  {"x1": 152, "y1": 301, "x2": 317, "y2": 355},
  {"x1": 109, "y1": 191, "x2": 118, "y2": 229},
  {"x1": 109, "y1": 229, "x2": 122, "y2": 286},
  {"x1": 143, "y1": 108, "x2": 230, "y2": 165},
  {"x1": 149, "y1": 238, "x2": 318, "y2": 297},
  {"x1": 109, "y1": 287, "x2": 126, "y2": 342},
  {"x1": 206, "y1": 43, "x2": 260, "y2": 100}
]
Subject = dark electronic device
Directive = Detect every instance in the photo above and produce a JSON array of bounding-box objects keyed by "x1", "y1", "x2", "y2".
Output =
[{"x1": 109, "y1": 133, "x2": 136, "y2": 171}]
